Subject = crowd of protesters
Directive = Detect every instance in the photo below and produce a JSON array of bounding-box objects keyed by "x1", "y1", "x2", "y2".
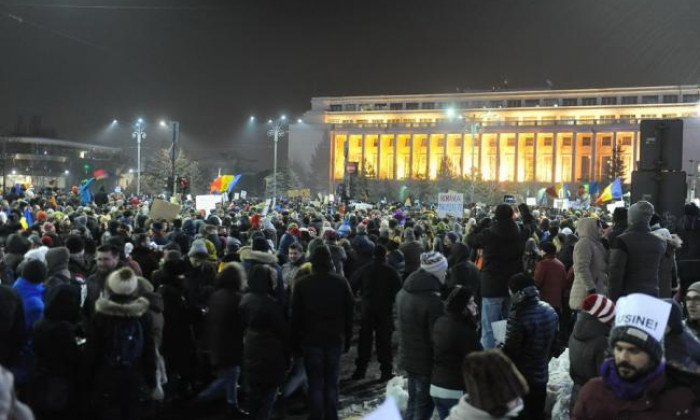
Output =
[{"x1": 1, "y1": 182, "x2": 700, "y2": 420}]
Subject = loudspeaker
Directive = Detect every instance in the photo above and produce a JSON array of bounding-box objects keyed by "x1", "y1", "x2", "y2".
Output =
[
  {"x1": 639, "y1": 119, "x2": 684, "y2": 171},
  {"x1": 630, "y1": 170, "x2": 687, "y2": 218}
]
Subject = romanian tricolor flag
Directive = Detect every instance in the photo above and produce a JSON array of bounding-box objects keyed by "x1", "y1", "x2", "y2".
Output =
[
  {"x1": 93, "y1": 169, "x2": 108, "y2": 180},
  {"x1": 595, "y1": 177, "x2": 623, "y2": 204}
]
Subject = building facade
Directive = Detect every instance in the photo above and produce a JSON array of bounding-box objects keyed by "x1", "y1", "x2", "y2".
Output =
[
  {"x1": 0, "y1": 136, "x2": 125, "y2": 189},
  {"x1": 288, "y1": 85, "x2": 700, "y2": 192}
]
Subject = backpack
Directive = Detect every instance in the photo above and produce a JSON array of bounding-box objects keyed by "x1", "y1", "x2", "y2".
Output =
[{"x1": 105, "y1": 318, "x2": 144, "y2": 368}]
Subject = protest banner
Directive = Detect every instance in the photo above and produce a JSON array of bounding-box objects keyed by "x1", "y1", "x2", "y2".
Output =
[
  {"x1": 150, "y1": 199, "x2": 181, "y2": 221},
  {"x1": 437, "y1": 193, "x2": 463, "y2": 218}
]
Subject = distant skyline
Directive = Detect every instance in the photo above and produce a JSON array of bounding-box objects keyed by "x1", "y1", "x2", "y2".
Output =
[{"x1": 2, "y1": 0, "x2": 700, "y2": 167}]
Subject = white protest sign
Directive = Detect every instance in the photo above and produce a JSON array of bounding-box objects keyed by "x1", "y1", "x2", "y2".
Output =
[
  {"x1": 606, "y1": 201, "x2": 625, "y2": 214},
  {"x1": 437, "y1": 193, "x2": 464, "y2": 218},
  {"x1": 261, "y1": 199, "x2": 272, "y2": 216},
  {"x1": 615, "y1": 293, "x2": 672, "y2": 342},
  {"x1": 526, "y1": 197, "x2": 537, "y2": 206},
  {"x1": 241, "y1": 190, "x2": 247, "y2": 199},
  {"x1": 492, "y1": 320, "x2": 507, "y2": 346},
  {"x1": 233, "y1": 192, "x2": 240, "y2": 200},
  {"x1": 195, "y1": 194, "x2": 219, "y2": 216}
]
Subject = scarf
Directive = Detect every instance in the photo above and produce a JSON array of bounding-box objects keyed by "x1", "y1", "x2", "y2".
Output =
[{"x1": 600, "y1": 357, "x2": 665, "y2": 400}]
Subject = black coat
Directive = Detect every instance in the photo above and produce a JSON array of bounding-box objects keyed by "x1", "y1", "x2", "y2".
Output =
[
  {"x1": 568, "y1": 312, "x2": 610, "y2": 386},
  {"x1": 30, "y1": 286, "x2": 81, "y2": 415},
  {"x1": 83, "y1": 297, "x2": 157, "y2": 408},
  {"x1": 397, "y1": 269, "x2": 445, "y2": 376},
  {"x1": 158, "y1": 281, "x2": 196, "y2": 375},
  {"x1": 291, "y1": 269, "x2": 354, "y2": 352},
  {"x1": 431, "y1": 314, "x2": 481, "y2": 390},
  {"x1": 350, "y1": 258, "x2": 402, "y2": 319},
  {"x1": 446, "y1": 243, "x2": 481, "y2": 305},
  {"x1": 240, "y1": 275, "x2": 288, "y2": 387},
  {"x1": 608, "y1": 221, "x2": 666, "y2": 301},
  {"x1": 130, "y1": 246, "x2": 160, "y2": 282},
  {"x1": 399, "y1": 240, "x2": 424, "y2": 277},
  {"x1": 503, "y1": 286, "x2": 558, "y2": 386},
  {"x1": 467, "y1": 219, "x2": 524, "y2": 298},
  {"x1": 207, "y1": 287, "x2": 244, "y2": 368},
  {"x1": 0, "y1": 285, "x2": 25, "y2": 366}
]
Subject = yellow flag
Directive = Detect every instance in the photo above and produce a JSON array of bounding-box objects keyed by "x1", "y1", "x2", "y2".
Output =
[{"x1": 219, "y1": 175, "x2": 234, "y2": 192}]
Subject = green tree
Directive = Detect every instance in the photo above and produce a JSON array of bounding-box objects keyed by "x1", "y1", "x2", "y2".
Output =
[
  {"x1": 140, "y1": 148, "x2": 205, "y2": 195},
  {"x1": 436, "y1": 156, "x2": 458, "y2": 193},
  {"x1": 610, "y1": 144, "x2": 627, "y2": 181}
]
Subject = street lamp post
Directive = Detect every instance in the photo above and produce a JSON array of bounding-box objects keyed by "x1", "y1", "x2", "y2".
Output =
[
  {"x1": 267, "y1": 116, "x2": 287, "y2": 206},
  {"x1": 132, "y1": 119, "x2": 146, "y2": 197},
  {"x1": 161, "y1": 120, "x2": 180, "y2": 198}
]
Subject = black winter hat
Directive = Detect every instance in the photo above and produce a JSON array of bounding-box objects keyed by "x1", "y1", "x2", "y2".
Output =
[
  {"x1": 494, "y1": 204, "x2": 514, "y2": 220},
  {"x1": 65, "y1": 235, "x2": 85, "y2": 254},
  {"x1": 252, "y1": 237, "x2": 270, "y2": 252},
  {"x1": 508, "y1": 273, "x2": 535, "y2": 294},
  {"x1": 22, "y1": 259, "x2": 48, "y2": 284}
]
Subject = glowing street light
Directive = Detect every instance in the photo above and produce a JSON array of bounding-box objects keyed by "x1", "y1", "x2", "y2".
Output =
[
  {"x1": 132, "y1": 119, "x2": 147, "y2": 196},
  {"x1": 297, "y1": 118, "x2": 303, "y2": 124},
  {"x1": 249, "y1": 116, "x2": 255, "y2": 122},
  {"x1": 267, "y1": 116, "x2": 288, "y2": 207},
  {"x1": 64, "y1": 170, "x2": 70, "y2": 175}
]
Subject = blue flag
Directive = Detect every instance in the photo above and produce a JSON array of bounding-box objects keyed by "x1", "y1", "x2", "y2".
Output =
[{"x1": 226, "y1": 174, "x2": 242, "y2": 193}]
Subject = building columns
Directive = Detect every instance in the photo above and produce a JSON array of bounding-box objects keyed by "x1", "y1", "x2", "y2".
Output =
[
  {"x1": 376, "y1": 134, "x2": 381, "y2": 178},
  {"x1": 591, "y1": 131, "x2": 597, "y2": 181},
  {"x1": 551, "y1": 133, "x2": 557, "y2": 182}
]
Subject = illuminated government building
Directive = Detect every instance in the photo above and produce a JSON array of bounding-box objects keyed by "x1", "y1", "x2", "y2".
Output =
[{"x1": 288, "y1": 85, "x2": 700, "y2": 191}]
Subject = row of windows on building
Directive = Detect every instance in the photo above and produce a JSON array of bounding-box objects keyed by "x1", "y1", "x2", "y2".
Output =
[
  {"x1": 348, "y1": 134, "x2": 633, "y2": 149},
  {"x1": 327, "y1": 93, "x2": 700, "y2": 112}
]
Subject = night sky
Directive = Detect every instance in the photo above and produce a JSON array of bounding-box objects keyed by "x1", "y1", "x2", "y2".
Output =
[{"x1": 2, "y1": 0, "x2": 700, "y2": 168}]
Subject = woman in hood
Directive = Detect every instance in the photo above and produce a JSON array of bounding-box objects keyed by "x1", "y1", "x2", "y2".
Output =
[
  {"x1": 569, "y1": 218, "x2": 608, "y2": 311},
  {"x1": 651, "y1": 228, "x2": 683, "y2": 298}
]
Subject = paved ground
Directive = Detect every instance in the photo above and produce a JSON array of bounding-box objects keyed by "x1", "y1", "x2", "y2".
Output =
[{"x1": 151, "y1": 321, "x2": 394, "y2": 420}]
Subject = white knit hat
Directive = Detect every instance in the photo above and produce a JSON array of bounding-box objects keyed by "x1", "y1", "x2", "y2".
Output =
[
  {"x1": 420, "y1": 252, "x2": 448, "y2": 283},
  {"x1": 106, "y1": 267, "x2": 139, "y2": 296}
]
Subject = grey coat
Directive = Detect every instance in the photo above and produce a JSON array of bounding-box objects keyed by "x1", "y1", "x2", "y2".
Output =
[{"x1": 569, "y1": 218, "x2": 608, "y2": 310}]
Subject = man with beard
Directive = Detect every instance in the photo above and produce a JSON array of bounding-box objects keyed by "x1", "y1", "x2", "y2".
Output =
[
  {"x1": 84, "y1": 244, "x2": 122, "y2": 320},
  {"x1": 573, "y1": 294, "x2": 700, "y2": 419}
]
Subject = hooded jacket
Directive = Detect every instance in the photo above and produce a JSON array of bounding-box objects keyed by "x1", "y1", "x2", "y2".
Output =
[
  {"x1": 570, "y1": 218, "x2": 608, "y2": 310},
  {"x1": 45, "y1": 247, "x2": 72, "y2": 289},
  {"x1": 503, "y1": 286, "x2": 558, "y2": 386},
  {"x1": 446, "y1": 243, "x2": 481, "y2": 305},
  {"x1": 83, "y1": 295, "x2": 156, "y2": 395},
  {"x1": 651, "y1": 229, "x2": 682, "y2": 298},
  {"x1": 12, "y1": 277, "x2": 45, "y2": 331},
  {"x1": 240, "y1": 269, "x2": 288, "y2": 386},
  {"x1": 240, "y1": 245, "x2": 286, "y2": 308},
  {"x1": 397, "y1": 269, "x2": 446, "y2": 376},
  {"x1": 569, "y1": 312, "x2": 610, "y2": 386},
  {"x1": 431, "y1": 313, "x2": 482, "y2": 391},
  {"x1": 609, "y1": 221, "x2": 666, "y2": 301},
  {"x1": 400, "y1": 238, "x2": 424, "y2": 277}
]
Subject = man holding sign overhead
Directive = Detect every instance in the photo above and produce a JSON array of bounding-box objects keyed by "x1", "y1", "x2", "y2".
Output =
[{"x1": 573, "y1": 294, "x2": 700, "y2": 419}]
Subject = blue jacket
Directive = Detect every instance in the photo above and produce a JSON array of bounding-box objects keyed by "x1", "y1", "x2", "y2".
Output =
[
  {"x1": 79, "y1": 178, "x2": 95, "y2": 205},
  {"x1": 13, "y1": 277, "x2": 45, "y2": 331},
  {"x1": 503, "y1": 286, "x2": 558, "y2": 385}
]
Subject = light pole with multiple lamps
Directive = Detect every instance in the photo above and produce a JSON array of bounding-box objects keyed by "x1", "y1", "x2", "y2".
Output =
[
  {"x1": 267, "y1": 115, "x2": 287, "y2": 206},
  {"x1": 132, "y1": 118, "x2": 146, "y2": 197}
]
